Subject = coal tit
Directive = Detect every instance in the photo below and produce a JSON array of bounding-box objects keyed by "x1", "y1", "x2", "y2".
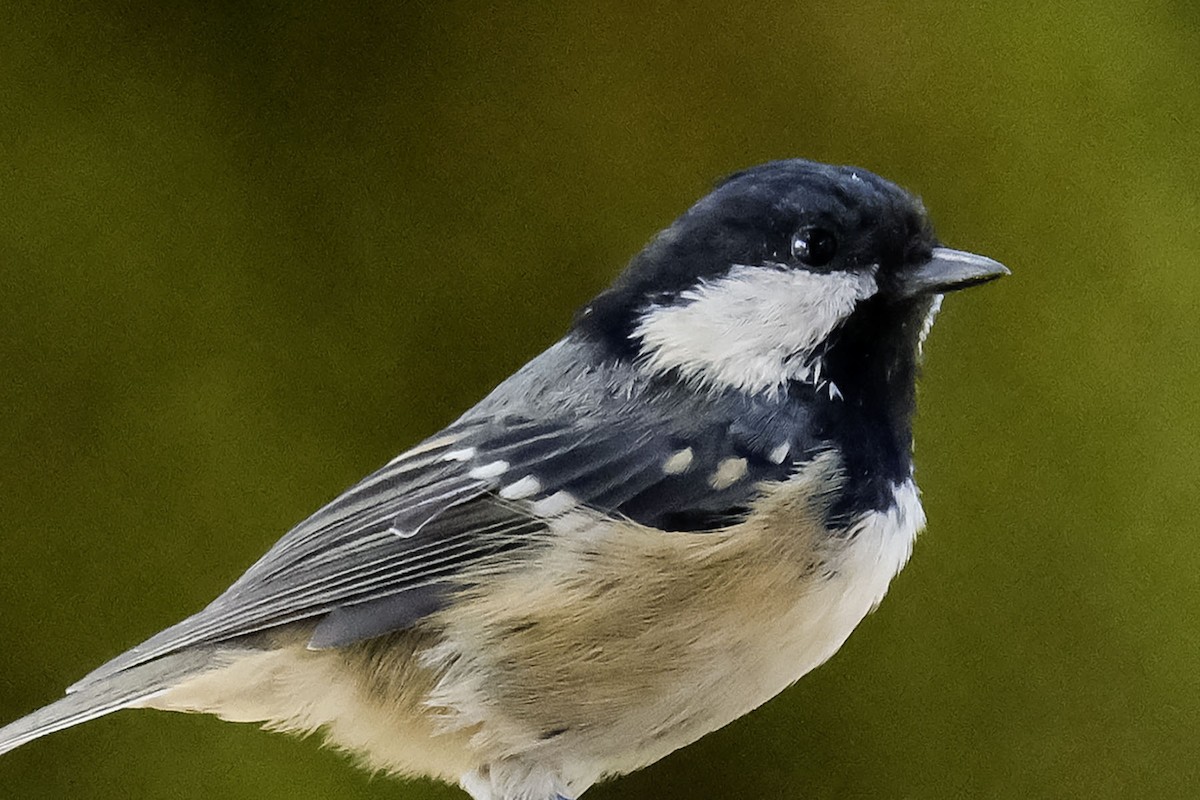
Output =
[{"x1": 0, "y1": 159, "x2": 1007, "y2": 800}]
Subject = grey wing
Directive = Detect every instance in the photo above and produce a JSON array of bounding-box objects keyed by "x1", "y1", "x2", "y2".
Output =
[
  {"x1": 73, "y1": 417, "x2": 533, "y2": 687},
  {"x1": 74, "y1": 401, "x2": 808, "y2": 688}
]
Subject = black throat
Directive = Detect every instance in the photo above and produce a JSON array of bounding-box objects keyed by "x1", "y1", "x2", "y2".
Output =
[{"x1": 800, "y1": 295, "x2": 933, "y2": 518}]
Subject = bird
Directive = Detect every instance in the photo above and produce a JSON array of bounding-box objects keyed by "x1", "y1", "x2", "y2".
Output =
[{"x1": 0, "y1": 158, "x2": 1007, "y2": 800}]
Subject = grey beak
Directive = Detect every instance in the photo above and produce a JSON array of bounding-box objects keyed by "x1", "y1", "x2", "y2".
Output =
[{"x1": 895, "y1": 247, "x2": 1010, "y2": 299}]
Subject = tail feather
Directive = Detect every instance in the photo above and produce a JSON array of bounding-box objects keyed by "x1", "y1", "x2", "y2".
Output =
[{"x1": 0, "y1": 647, "x2": 220, "y2": 756}]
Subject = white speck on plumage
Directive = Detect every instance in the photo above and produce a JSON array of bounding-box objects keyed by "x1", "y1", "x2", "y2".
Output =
[
  {"x1": 828, "y1": 382, "x2": 843, "y2": 401},
  {"x1": 385, "y1": 435, "x2": 461, "y2": 467},
  {"x1": 468, "y1": 460, "x2": 510, "y2": 480},
  {"x1": 387, "y1": 524, "x2": 417, "y2": 539},
  {"x1": 918, "y1": 294, "x2": 944, "y2": 356},
  {"x1": 530, "y1": 491, "x2": 577, "y2": 517},
  {"x1": 768, "y1": 443, "x2": 790, "y2": 464},
  {"x1": 710, "y1": 457, "x2": 748, "y2": 489},
  {"x1": 499, "y1": 476, "x2": 541, "y2": 501},
  {"x1": 662, "y1": 448, "x2": 695, "y2": 474},
  {"x1": 443, "y1": 447, "x2": 477, "y2": 462}
]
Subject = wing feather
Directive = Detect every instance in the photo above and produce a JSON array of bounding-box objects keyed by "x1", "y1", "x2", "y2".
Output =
[{"x1": 74, "y1": 394, "x2": 813, "y2": 687}]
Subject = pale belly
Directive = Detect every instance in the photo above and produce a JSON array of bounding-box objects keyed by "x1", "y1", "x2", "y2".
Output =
[
  {"x1": 153, "y1": 461, "x2": 925, "y2": 798},
  {"x1": 420, "y1": 462, "x2": 925, "y2": 787}
]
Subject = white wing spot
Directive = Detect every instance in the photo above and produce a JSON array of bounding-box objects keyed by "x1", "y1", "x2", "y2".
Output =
[
  {"x1": 532, "y1": 490, "x2": 577, "y2": 517},
  {"x1": 468, "y1": 460, "x2": 509, "y2": 480},
  {"x1": 769, "y1": 442, "x2": 790, "y2": 464},
  {"x1": 710, "y1": 457, "x2": 748, "y2": 489},
  {"x1": 499, "y1": 475, "x2": 541, "y2": 501},
  {"x1": 442, "y1": 447, "x2": 477, "y2": 462},
  {"x1": 663, "y1": 448, "x2": 694, "y2": 474}
]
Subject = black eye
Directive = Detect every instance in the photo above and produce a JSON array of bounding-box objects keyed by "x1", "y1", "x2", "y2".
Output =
[{"x1": 790, "y1": 227, "x2": 838, "y2": 268}]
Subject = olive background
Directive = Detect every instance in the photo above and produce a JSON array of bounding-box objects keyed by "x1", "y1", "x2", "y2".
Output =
[{"x1": 1, "y1": 3, "x2": 1198, "y2": 799}]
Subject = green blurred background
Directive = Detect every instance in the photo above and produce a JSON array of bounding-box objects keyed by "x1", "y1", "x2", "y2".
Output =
[{"x1": 1, "y1": 2, "x2": 1198, "y2": 798}]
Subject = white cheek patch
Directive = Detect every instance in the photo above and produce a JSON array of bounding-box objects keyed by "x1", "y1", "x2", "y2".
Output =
[{"x1": 632, "y1": 265, "x2": 877, "y2": 393}]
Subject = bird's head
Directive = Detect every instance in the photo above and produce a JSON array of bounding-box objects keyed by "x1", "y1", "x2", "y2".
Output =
[{"x1": 574, "y1": 159, "x2": 1007, "y2": 398}]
